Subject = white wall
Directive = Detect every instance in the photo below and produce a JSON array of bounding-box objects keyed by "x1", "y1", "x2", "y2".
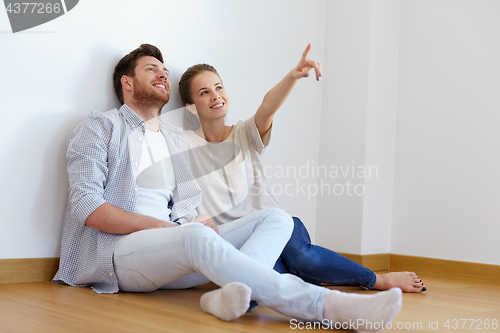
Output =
[
  {"x1": 0, "y1": 0, "x2": 325, "y2": 259},
  {"x1": 361, "y1": 0, "x2": 400, "y2": 255},
  {"x1": 391, "y1": 0, "x2": 500, "y2": 264},
  {"x1": 316, "y1": 0, "x2": 499, "y2": 266},
  {"x1": 2, "y1": 0, "x2": 499, "y2": 266},
  {"x1": 315, "y1": 0, "x2": 400, "y2": 255},
  {"x1": 315, "y1": 0, "x2": 372, "y2": 254}
]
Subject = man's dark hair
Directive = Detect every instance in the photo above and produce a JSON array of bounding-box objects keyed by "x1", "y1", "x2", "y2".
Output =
[{"x1": 113, "y1": 44, "x2": 164, "y2": 104}]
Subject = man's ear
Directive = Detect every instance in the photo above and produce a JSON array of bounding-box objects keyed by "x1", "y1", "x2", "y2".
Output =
[
  {"x1": 186, "y1": 104, "x2": 197, "y2": 114},
  {"x1": 121, "y1": 75, "x2": 133, "y2": 93}
]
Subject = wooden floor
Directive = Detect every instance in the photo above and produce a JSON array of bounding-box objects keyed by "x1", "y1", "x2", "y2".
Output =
[{"x1": 0, "y1": 273, "x2": 499, "y2": 332}]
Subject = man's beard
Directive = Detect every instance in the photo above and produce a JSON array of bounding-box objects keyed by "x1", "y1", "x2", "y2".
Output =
[{"x1": 133, "y1": 79, "x2": 170, "y2": 112}]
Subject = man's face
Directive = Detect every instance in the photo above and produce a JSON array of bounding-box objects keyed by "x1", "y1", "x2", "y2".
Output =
[{"x1": 130, "y1": 56, "x2": 171, "y2": 109}]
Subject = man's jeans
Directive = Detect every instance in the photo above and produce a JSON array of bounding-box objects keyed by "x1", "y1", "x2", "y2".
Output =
[{"x1": 113, "y1": 208, "x2": 326, "y2": 321}]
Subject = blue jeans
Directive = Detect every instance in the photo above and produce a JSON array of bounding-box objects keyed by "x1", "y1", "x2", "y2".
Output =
[{"x1": 273, "y1": 217, "x2": 377, "y2": 289}]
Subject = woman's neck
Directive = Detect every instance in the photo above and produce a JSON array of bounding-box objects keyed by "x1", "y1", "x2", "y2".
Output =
[{"x1": 196, "y1": 119, "x2": 231, "y2": 143}]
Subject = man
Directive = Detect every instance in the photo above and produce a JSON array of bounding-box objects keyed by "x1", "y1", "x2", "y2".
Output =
[{"x1": 53, "y1": 44, "x2": 402, "y2": 328}]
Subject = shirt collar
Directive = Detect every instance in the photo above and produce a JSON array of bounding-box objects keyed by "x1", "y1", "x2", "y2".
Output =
[{"x1": 119, "y1": 104, "x2": 146, "y2": 129}]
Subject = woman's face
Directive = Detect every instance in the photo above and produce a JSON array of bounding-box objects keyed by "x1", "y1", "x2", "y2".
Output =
[{"x1": 188, "y1": 70, "x2": 229, "y2": 122}]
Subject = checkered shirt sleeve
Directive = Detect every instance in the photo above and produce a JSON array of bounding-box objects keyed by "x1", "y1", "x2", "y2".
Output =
[{"x1": 53, "y1": 105, "x2": 201, "y2": 293}]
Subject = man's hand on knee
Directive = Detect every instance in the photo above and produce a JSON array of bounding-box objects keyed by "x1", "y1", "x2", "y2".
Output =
[{"x1": 193, "y1": 214, "x2": 219, "y2": 234}]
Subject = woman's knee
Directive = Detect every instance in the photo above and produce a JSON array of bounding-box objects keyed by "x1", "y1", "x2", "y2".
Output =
[
  {"x1": 281, "y1": 218, "x2": 313, "y2": 257},
  {"x1": 292, "y1": 217, "x2": 312, "y2": 243}
]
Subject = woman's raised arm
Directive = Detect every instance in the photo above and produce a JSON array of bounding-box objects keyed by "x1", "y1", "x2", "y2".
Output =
[{"x1": 254, "y1": 43, "x2": 322, "y2": 139}]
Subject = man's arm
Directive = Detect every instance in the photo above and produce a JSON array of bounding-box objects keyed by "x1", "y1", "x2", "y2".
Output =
[
  {"x1": 66, "y1": 111, "x2": 174, "y2": 234},
  {"x1": 85, "y1": 203, "x2": 176, "y2": 234}
]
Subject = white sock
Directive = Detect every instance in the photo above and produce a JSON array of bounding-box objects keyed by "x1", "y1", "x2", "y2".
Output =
[
  {"x1": 200, "y1": 282, "x2": 252, "y2": 321},
  {"x1": 323, "y1": 287, "x2": 402, "y2": 332}
]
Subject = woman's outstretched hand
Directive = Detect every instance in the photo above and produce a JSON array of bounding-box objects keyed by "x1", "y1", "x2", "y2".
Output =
[
  {"x1": 254, "y1": 43, "x2": 322, "y2": 139},
  {"x1": 292, "y1": 43, "x2": 322, "y2": 81}
]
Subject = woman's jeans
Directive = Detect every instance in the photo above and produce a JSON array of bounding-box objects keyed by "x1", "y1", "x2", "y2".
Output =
[
  {"x1": 113, "y1": 208, "x2": 327, "y2": 321},
  {"x1": 273, "y1": 217, "x2": 377, "y2": 289}
]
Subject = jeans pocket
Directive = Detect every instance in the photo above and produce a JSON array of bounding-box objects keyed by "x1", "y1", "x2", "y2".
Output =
[{"x1": 113, "y1": 252, "x2": 157, "y2": 292}]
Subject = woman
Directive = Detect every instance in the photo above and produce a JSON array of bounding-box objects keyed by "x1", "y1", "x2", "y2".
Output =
[{"x1": 179, "y1": 44, "x2": 425, "y2": 293}]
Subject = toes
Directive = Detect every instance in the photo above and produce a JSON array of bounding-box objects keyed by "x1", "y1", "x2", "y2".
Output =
[
  {"x1": 409, "y1": 274, "x2": 420, "y2": 282},
  {"x1": 414, "y1": 282, "x2": 426, "y2": 293},
  {"x1": 406, "y1": 284, "x2": 426, "y2": 293}
]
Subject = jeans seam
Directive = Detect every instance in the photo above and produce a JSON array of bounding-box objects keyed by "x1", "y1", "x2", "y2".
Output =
[
  {"x1": 363, "y1": 272, "x2": 377, "y2": 289},
  {"x1": 287, "y1": 267, "x2": 375, "y2": 288}
]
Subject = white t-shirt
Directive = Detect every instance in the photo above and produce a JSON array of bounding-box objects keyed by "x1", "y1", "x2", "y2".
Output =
[
  {"x1": 183, "y1": 116, "x2": 282, "y2": 225},
  {"x1": 134, "y1": 129, "x2": 176, "y2": 222}
]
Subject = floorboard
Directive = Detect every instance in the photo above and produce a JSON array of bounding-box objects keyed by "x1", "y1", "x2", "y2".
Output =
[{"x1": 1, "y1": 273, "x2": 499, "y2": 332}]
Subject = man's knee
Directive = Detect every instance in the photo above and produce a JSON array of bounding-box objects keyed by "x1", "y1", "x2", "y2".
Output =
[
  {"x1": 263, "y1": 207, "x2": 294, "y2": 234},
  {"x1": 179, "y1": 223, "x2": 218, "y2": 242}
]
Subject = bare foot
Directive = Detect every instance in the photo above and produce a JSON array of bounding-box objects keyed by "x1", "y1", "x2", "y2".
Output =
[{"x1": 373, "y1": 272, "x2": 425, "y2": 293}]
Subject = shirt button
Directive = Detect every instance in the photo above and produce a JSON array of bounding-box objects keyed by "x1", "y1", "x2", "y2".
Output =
[
  {"x1": 111, "y1": 242, "x2": 115, "y2": 245},
  {"x1": 138, "y1": 137, "x2": 142, "y2": 141},
  {"x1": 109, "y1": 272, "x2": 113, "y2": 277},
  {"x1": 132, "y1": 125, "x2": 136, "y2": 128},
  {"x1": 134, "y1": 188, "x2": 137, "y2": 191},
  {"x1": 134, "y1": 162, "x2": 138, "y2": 166}
]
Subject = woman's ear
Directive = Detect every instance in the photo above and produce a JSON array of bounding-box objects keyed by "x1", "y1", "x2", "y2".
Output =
[{"x1": 186, "y1": 104, "x2": 197, "y2": 114}]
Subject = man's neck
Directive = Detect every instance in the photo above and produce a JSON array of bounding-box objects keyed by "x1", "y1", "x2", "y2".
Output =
[{"x1": 125, "y1": 101, "x2": 162, "y2": 132}]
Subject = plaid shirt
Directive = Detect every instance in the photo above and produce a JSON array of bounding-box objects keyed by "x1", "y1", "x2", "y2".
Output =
[{"x1": 53, "y1": 104, "x2": 201, "y2": 293}]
